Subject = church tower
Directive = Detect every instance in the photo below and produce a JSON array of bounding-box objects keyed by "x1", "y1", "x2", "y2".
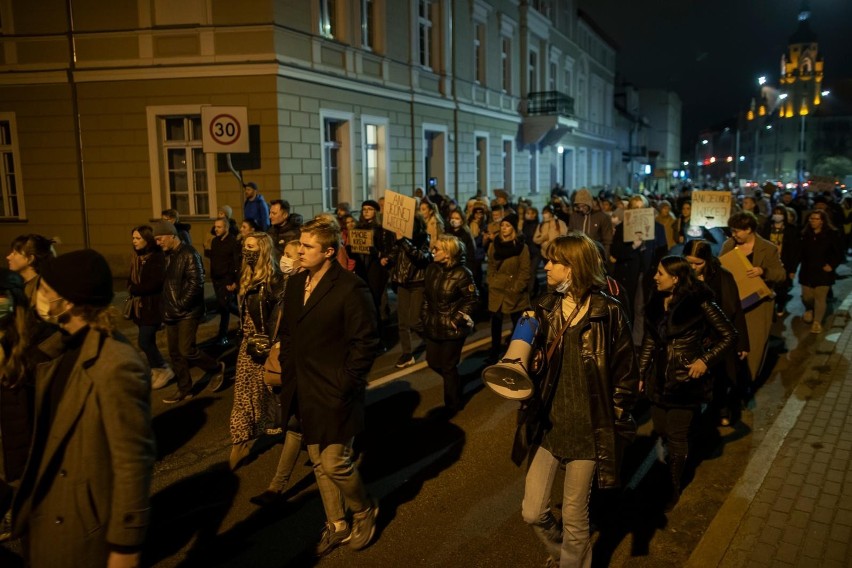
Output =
[{"x1": 778, "y1": 2, "x2": 824, "y2": 118}]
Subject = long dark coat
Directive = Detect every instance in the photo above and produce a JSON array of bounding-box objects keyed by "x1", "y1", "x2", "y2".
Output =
[
  {"x1": 279, "y1": 262, "x2": 381, "y2": 447},
  {"x1": 12, "y1": 329, "x2": 155, "y2": 568}
]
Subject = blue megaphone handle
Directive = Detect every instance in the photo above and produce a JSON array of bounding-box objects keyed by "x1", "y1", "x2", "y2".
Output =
[{"x1": 510, "y1": 315, "x2": 539, "y2": 345}]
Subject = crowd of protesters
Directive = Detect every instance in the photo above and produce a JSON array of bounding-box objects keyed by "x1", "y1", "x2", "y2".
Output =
[{"x1": 0, "y1": 175, "x2": 849, "y2": 567}]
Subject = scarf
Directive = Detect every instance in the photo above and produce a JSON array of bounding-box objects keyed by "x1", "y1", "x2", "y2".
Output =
[{"x1": 492, "y1": 235, "x2": 525, "y2": 261}]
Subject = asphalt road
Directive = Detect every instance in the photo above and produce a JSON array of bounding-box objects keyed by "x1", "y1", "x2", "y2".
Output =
[{"x1": 3, "y1": 263, "x2": 850, "y2": 568}]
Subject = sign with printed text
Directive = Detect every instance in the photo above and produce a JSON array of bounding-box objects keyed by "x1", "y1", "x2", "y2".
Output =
[
  {"x1": 622, "y1": 207, "x2": 655, "y2": 242},
  {"x1": 382, "y1": 189, "x2": 416, "y2": 239},
  {"x1": 201, "y1": 106, "x2": 249, "y2": 153},
  {"x1": 348, "y1": 229, "x2": 373, "y2": 254},
  {"x1": 691, "y1": 190, "x2": 732, "y2": 229}
]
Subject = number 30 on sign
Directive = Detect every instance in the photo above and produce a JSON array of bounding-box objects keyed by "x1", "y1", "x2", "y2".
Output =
[{"x1": 201, "y1": 106, "x2": 249, "y2": 153}]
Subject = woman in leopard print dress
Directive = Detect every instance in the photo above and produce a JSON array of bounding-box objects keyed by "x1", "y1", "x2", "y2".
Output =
[{"x1": 229, "y1": 232, "x2": 284, "y2": 470}]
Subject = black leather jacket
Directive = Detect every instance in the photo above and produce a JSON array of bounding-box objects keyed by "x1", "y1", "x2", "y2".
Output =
[
  {"x1": 162, "y1": 243, "x2": 205, "y2": 323},
  {"x1": 638, "y1": 287, "x2": 737, "y2": 406},
  {"x1": 512, "y1": 290, "x2": 638, "y2": 489},
  {"x1": 388, "y1": 232, "x2": 432, "y2": 287},
  {"x1": 421, "y1": 258, "x2": 478, "y2": 341},
  {"x1": 240, "y1": 274, "x2": 284, "y2": 336}
]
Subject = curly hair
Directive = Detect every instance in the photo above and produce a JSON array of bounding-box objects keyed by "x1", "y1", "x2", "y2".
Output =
[{"x1": 240, "y1": 232, "x2": 280, "y2": 296}]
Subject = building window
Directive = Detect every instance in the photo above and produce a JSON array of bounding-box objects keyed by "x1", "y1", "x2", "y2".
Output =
[
  {"x1": 528, "y1": 48, "x2": 538, "y2": 94},
  {"x1": 319, "y1": 0, "x2": 338, "y2": 39},
  {"x1": 530, "y1": 0, "x2": 551, "y2": 18},
  {"x1": 0, "y1": 115, "x2": 24, "y2": 218},
  {"x1": 161, "y1": 116, "x2": 209, "y2": 216},
  {"x1": 363, "y1": 122, "x2": 387, "y2": 202},
  {"x1": 474, "y1": 23, "x2": 485, "y2": 85},
  {"x1": 361, "y1": 0, "x2": 376, "y2": 50},
  {"x1": 502, "y1": 139, "x2": 513, "y2": 194},
  {"x1": 501, "y1": 37, "x2": 511, "y2": 94},
  {"x1": 549, "y1": 61, "x2": 557, "y2": 91},
  {"x1": 324, "y1": 119, "x2": 345, "y2": 208},
  {"x1": 475, "y1": 135, "x2": 488, "y2": 195},
  {"x1": 418, "y1": 0, "x2": 434, "y2": 69}
]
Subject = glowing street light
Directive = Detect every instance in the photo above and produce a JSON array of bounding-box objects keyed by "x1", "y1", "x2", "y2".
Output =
[
  {"x1": 701, "y1": 139, "x2": 709, "y2": 145},
  {"x1": 779, "y1": 93, "x2": 788, "y2": 100},
  {"x1": 683, "y1": 161, "x2": 689, "y2": 166},
  {"x1": 758, "y1": 76, "x2": 767, "y2": 86},
  {"x1": 821, "y1": 90, "x2": 830, "y2": 97},
  {"x1": 710, "y1": 157, "x2": 717, "y2": 164},
  {"x1": 726, "y1": 156, "x2": 733, "y2": 163}
]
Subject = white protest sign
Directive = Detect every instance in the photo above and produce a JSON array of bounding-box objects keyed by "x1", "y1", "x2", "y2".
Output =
[
  {"x1": 622, "y1": 208, "x2": 655, "y2": 242},
  {"x1": 348, "y1": 229, "x2": 373, "y2": 254},
  {"x1": 691, "y1": 190, "x2": 732, "y2": 229},
  {"x1": 201, "y1": 106, "x2": 249, "y2": 153},
  {"x1": 382, "y1": 189, "x2": 416, "y2": 239}
]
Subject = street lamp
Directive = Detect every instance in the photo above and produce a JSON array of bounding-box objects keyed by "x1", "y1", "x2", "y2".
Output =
[{"x1": 758, "y1": 76, "x2": 766, "y2": 86}]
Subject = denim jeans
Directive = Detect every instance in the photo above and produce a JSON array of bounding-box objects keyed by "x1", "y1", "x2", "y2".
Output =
[
  {"x1": 165, "y1": 317, "x2": 220, "y2": 394},
  {"x1": 521, "y1": 447, "x2": 596, "y2": 568},
  {"x1": 307, "y1": 441, "x2": 370, "y2": 523},
  {"x1": 137, "y1": 324, "x2": 166, "y2": 369}
]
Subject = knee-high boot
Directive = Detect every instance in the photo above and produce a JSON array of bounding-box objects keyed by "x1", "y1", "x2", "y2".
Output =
[{"x1": 665, "y1": 453, "x2": 687, "y2": 512}]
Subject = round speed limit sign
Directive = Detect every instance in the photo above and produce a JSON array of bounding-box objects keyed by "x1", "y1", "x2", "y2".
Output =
[
  {"x1": 201, "y1": 106, "x2": 249, "y2": 153},
  {"x1": 209, "y1": 114, "x2": 241, "y2": 146}
]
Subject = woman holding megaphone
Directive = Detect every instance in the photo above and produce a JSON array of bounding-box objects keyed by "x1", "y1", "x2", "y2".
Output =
[{"x1": 514, "y1": 232, "x2": 638, "y2": 568}]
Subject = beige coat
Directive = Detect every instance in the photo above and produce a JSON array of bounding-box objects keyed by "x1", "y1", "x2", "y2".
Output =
[
  {"x1": 487, "y1": 243, "x2": 531, "y2": 313},
  {"x1": 720, "y1": 235, "x2": 785, "y2": 380},
  {"x1": 533, "y1": 218, "x2": 568, "y2": 250},
  {"x1": 13, "y1": 329, "x2": 155, "y2": 568}
]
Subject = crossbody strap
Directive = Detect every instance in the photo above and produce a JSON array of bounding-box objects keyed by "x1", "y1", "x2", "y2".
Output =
[{"x1": 544, "y1": 292, "x2": 589, "y2": 367}]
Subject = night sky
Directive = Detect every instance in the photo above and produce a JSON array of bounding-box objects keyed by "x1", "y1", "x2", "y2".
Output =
[{"x1": 577, "y1": 0, "x2": 852, "y2": 144}]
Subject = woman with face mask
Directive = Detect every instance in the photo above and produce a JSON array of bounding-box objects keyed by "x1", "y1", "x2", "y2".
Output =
[
  {"x1": 798, "y1": 209, "x2": 844, "y2": 334},
  {"x1": 515, "y1": 233, "x2": 638, "y2": 568},
  {"x1": 640, "y1": 256, "x2": 737, "y2": 511},
  {"x1": 759, "y1": 205, "x2": 802, "y2": 318},
  {"x1": 486, "y1": 214, "x2": 531, "y2": 362},
  {"x1": 229, "y1": 232, "x2": 285, "y2": 470},
  {"x1": 251, "y1": 240, "x2": 307, "y2": 506}
]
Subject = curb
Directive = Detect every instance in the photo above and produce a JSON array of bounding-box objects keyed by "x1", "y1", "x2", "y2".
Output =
[{"x1": 685, "y1": 294, "x2": 852, "y2": 568}]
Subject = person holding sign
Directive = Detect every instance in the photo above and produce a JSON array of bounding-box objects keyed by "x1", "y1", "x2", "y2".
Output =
[
  {"x1": 351, "y1": 200, "x2": 394, "y2": 328},
  {"x1": 720, "y1": 212, "x2": 785, "y2": 381}
]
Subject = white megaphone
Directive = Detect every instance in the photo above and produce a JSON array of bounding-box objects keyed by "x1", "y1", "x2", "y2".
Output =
[{"x1": 482, "y1": 310, "x2": 539, "y2": 400}]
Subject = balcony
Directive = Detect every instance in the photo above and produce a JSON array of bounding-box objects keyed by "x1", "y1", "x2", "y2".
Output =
[{"x1": 521, "y1": 90, "x2": 579, "y2": 147}]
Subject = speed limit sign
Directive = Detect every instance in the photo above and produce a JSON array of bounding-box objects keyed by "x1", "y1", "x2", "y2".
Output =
[{"x1": 201, "y1": 106, "x2": 249, "y2": 153}]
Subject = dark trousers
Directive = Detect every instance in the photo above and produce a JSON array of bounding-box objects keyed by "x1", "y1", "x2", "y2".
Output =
[
  {"x1": 166, "y1": 318, "x2": 220, "y2": 394},
  {"x1": 213, "y1": 279, "x2": 239, "y2": 338},
  {"x1": 650, "y1": 404, "x2": 695, "y2": 457},
  {"x1": 426, "y1": 337, "x2": 466, "y2": 409},
  {"x1": 137, "y1": 324, "x2": 166, "y2": 369},
  {"x1": 490, "y1": 311, "x2": 522, "y2": 354}
]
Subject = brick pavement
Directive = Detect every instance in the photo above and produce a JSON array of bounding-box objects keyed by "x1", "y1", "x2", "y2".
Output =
[{"x1": 687, "y1": 295, "x2": 852, "y2": 568}]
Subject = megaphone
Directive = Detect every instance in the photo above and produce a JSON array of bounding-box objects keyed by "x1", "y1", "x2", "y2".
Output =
[{"x1": 482, "y1": 311, "x2": 539, "y2": 400}]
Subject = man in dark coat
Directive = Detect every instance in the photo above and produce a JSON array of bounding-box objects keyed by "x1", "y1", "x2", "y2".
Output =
[
  {"x1": 206, "y1": 217, "x2": 241, "y2": 346},
  {"x1": 279, "y1": 217, "x2": 381, "y2": 557},
  {"x1": 12, "y1": 250, "x2": 156, "y2": 568},
  {"x1": 267, "y1": 198, "x2": 303, "y2": 254},
  {"x1": 154, "y1": 221, "x2": 225, "y2": 402}
]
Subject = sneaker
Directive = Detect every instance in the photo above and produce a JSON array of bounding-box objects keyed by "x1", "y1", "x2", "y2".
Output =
[
  {"x1": 162, "y1": 390, "x2": 193, "y2": 404},
  {"x1": 349, "y1": 498, "x2": 379, "y2": 551},
  {"x1": 315, "y1": 522, "x2": 351, "y2": 557},
  {"x1": 394, "y1": 353, "x2": 415, "y2": 368},
  {"x1": 151, "y1": 366, "x2": 174, "y2": 390},
  {"x1": 207, "y1": 362, "x2": 226, "y2": 392},
  {"x1": 803, "y1": 310, "x2": 814, "y2": 323},
  {"x1": 811, "y1": 322, "x2": 823, "y2": 334},
  {"x1": 249, "y1": 489, "x2": 283, "y2": 507}
]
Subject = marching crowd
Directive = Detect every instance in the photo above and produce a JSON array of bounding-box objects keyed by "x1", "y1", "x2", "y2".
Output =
[{"x1": 0, "y1": 179, "x2": 849, "y2": 567}]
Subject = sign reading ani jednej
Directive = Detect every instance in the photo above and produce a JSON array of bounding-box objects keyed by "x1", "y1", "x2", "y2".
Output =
[
  {"x1": 691, "y1": 190, "x2": 732, "y2": 229},
  {"x1": 382, "y1": 190, "x2": 416, "y2": 239}
]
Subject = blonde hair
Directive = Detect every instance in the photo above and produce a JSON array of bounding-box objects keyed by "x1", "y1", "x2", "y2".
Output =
[
  {"x1": 543, "y1": 232, "x2": 606, "y2": 298},
  {"x1": 240, "y1": 232, "x2": 280, "y2": 296},
  {"x1": 435, "y1": 234, "x2": 463, "y2": 266},
  {"x1": 301, "y1": 216, "x2": 341, "y2": 253}
]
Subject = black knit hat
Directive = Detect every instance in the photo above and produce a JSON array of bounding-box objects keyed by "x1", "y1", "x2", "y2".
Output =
[
  {"x1": 362, "y1": 199, "x2": 381, "y2": 211},
  {"x1": 40, "y1": 249, "x2": 114, "y2": 307}
]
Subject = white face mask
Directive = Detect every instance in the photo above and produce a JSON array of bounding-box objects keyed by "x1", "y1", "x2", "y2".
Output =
[
  {"x1": 450, "y1": 219, "x2": 462, "y2": 228},
  {"x1": 772, "y1": 213, "x2": 785, "y2": 223},
  {"x1": 555, "y1": 277, "x2": 571, "y2": 295},
  {"x1": 36, "y1": 289, "x2": 69, "y2": 324},
  {"x1": 280, "y1": 256, "x2": 295, "y2": 274}
]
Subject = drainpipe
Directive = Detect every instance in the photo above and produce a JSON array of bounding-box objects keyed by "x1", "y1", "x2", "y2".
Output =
[
  {"x1": 66, "y1": 0, "x2": 91, "y2": 247},
  {"x1": 451, "y1": 0, "x2": 458, "y2": 201}
]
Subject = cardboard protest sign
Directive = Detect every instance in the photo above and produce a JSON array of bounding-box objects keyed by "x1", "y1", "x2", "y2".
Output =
[
  {"x1": 691, "y1": 190, "x2": 732, "y2": 229},
  {"x1": 348, "y1": 229, "x2": 373, "y2": 254},
  {"x1": 718, "y1": 247, "x2": 773, "y2": 309},
  {"x1": 622, "y1": 208, "x2": 655, "y2": 242},
  {"x1": 382, "y1": 189, "x2": 416, "y2": 239}
]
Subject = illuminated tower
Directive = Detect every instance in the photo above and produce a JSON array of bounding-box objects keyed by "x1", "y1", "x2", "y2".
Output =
[{"x1": 779, "y1": 2, "x2": 824, "y2": 119}]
